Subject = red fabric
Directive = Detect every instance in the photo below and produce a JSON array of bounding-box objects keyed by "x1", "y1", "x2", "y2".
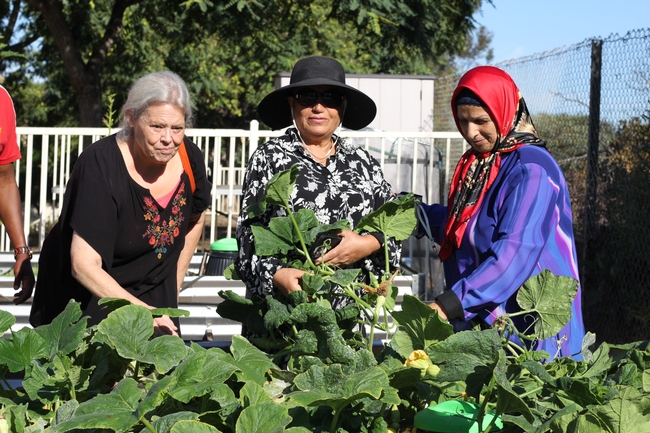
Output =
[
  {"x1": 439, "y1": 67, "x2": 536, "y2": 260},
  {"x1": 450, "y1": 66, "x2": 521, "y2": 139},
  {"x1": 0, "y1": 86, "x2": 20, "y2": 165}
]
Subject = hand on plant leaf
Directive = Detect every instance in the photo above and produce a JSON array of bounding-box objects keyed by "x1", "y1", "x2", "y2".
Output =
[
  {"x1": 316, "y1": 230, "x2": 380, "y2": 266},
  {"x1": 153, "y1": 314, "x2": 179, "y2": 337},
  {"x1": 428, "y1": 301, "x2": 448, "y2": 320},
  {"x1": 273, "y1": 267, "x2": 307, "y2": 296}
]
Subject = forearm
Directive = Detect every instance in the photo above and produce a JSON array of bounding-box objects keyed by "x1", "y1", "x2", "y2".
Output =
[
  {"x1": 450, "y1": 165, "x2": 556, "y2": 313},
  {"x1": 0, "y1": 164, "x2": 28, "y2": 247},
  {"x1": 73, "y1": 262, "x2": 148, "y2": 306},
  {"x1": 70, "y1": 231, "x2": 149, "y2": 307},
  {"x1": 176, "y1": 211, "x2": 206, "y2": 292}
]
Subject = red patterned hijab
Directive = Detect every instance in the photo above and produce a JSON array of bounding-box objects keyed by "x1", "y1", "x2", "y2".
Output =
[{"x1": 439, "y1": 66, "x2": 546, "y2": 261}]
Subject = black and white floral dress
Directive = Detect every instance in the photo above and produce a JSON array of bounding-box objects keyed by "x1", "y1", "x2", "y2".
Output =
[{"x1": 235, "y1": 128, "x2": 401, "y2": 307}]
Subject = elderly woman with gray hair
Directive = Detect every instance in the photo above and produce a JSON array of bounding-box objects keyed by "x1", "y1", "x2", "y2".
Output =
[{"x1": 31, "y1": 71, "x2": 211, "y2": 336}]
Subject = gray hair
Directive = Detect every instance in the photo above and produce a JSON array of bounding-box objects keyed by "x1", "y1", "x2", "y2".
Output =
[{"x1": 117, "y1": 71, "x2": 194, "y2": 139}]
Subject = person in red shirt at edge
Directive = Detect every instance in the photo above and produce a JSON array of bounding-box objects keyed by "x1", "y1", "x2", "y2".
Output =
[{"x1": 0, "y1": 85, "x2": 35, "y2": 305}]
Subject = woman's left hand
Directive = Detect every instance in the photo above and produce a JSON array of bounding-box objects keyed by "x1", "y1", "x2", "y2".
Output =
[
  {"x1": 153, "y1": 315, "x2": 179, "y2": 337},
  {"x1": 317, "y1": 230, "x2": 381, "y2": 267},
  {"x1": 428, "y1": 302, "x2": 448, "y2": 320}
]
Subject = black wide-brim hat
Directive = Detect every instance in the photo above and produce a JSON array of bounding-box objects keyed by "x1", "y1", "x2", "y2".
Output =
[{"x1": 257, "y1": 56, "x2": 377, "y2": 130}]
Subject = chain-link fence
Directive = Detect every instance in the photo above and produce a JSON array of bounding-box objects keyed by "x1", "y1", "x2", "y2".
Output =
[{"x1": 432, "y1": 28, "x2": 650, "y2": 344}]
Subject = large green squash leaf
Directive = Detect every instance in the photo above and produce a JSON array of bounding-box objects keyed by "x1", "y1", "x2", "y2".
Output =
[
  {"x1": 240, "y1": 380, "x2": 272, "y2": 407},
  {"x1": 263, "y1": 164, "x2": 299, "y2": 207},
  {"x1": 0, "y1": 308, "x2": 15, "y2": 333},
  {"x1": 52, "y1": 375, "x2": 171, "y2": 432},
  {"x1": 516, "y1": 269, "x2": 579, "y2": 339},
  {"x1": 246, "y1": 165, "x2": 299, "y2": 218},
  {"x1": 97, "y1": 304, "x2": 188, "y2": 374},
  {"x1": 235, "y1": 401, "x2": 292, "y2": 433},
  {"x1": 168, "y1": 348, "x2": 239, "y2": 404},
  {"x1": 151, "y1": 411, "x2": 200, "y2": 433},
  {"x1": 34, "y1": 300, "x2": 87, "y2": 359},
  {"x1": 289, "y1": 364, "x2": 400, "y2": 410},
  {"x1": 493, "y1": 351, "x2": 535, "y2": 422},
  {"x1": 53, "y1": 378, "x2": 143, "y2": 432},
  {"x1": 251, "y1": 223, "x2": 295, "y2": 256},
  {"x1": 170, "y1": 420, "x2": 221, "y2": 432},
  {"x1": 390, "y1": 295, "x2": 453, "y2": 357},
  {"x1": 0, "y1": 326, "x2": 48, "y2": 372},
  {"x1": 355, "y1": 193, "x2": 417, "y2": 241},
  {"x1": 216, "y1": 290, "x2": 266, "y2": 336},
  {"x1": 229, "y1": 335, "x2": 277, "y2": 386},
  {"x1": 427, "y1": 329, "x2": 502, "y2": 384},
  {"x1": 580, "y1": 387, "x2": 650, "y2": 433}
]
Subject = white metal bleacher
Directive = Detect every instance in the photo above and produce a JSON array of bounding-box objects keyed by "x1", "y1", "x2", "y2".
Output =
[{"x1": 0, "y1": 253, "x2": 418, "y2": 344}]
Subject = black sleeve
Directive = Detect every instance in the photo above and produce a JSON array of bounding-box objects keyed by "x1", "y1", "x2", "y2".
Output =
[
  {"x1": 62, "y1": 140, "x2": 120, "y2": 269},
  {"x1": 436, "y1": 290, "x2": 465, "y2": 321}
]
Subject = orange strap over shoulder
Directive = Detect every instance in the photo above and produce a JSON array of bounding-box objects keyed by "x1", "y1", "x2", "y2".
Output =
[{"x1": 179, "y1": 140, "x2": 196, "y2": 193}]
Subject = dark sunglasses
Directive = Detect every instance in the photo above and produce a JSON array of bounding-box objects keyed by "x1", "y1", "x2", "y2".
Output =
[{"x1": 294, "y1": 88, "x2": 346, "y2": 108}]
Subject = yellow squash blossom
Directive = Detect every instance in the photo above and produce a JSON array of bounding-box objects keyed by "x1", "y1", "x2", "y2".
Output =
[{"x1": 404, "y1": 350, "x2": 440, "y2": 378}]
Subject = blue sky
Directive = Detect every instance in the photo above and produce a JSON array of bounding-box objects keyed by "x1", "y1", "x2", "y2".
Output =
[{"x1": 474, "y1": 0, "x2": 650, "y2": 64}]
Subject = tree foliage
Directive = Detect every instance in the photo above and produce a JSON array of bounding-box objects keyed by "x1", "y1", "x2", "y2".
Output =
[
  {"x1": 583, "y1": 117, "x2": 650, "y2": 344},
  {"x1": 0, "y1": 0, "x2": 489, "y2": 128}
]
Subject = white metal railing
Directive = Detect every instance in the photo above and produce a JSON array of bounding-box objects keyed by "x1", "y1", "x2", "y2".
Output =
[{"x1": 2, "y1": 122, "x2": 465, "y2": 252}]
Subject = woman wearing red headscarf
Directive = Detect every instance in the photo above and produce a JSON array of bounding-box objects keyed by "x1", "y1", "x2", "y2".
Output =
[{"x1": 420, "y1": 66, "x2": 584, "y2": 359}]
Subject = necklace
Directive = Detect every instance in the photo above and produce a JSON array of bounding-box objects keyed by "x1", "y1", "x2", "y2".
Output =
[{"x1": 302, "y1": 139, "x2": 335, "y2": 161}]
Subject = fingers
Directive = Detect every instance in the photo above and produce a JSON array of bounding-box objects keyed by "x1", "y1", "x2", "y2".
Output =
[
  {"x1": 13, "y1": 260, "x2": 35, "y2": 305},
  {"x1": 13, "y1": 288, "x2": 33, "y2": 305},
  {"x1": 319, "y1": 231, "x2": 378, "y2": 266},
  {"x1": 273, "y1": 268, "x2": 305, "y2": 296},
  {"x1": 428, "y1": 302, "x2": 448, "y2": 321},
  {"x1": 153, "y1": 315, "x2": 179, "y2": 337}
]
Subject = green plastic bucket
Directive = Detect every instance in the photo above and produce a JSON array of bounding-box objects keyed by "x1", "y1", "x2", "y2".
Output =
[
  {"x1": 414, "y1": 400, "x2": 503, "y2": 433},
  {"x1": 205, "y1": 238, "x2": 238, "y2": 276}
]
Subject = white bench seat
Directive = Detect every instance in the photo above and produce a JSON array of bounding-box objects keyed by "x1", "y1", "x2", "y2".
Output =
[{"x1": 0, "y1": 269, "x2": 419, "y2": 344}]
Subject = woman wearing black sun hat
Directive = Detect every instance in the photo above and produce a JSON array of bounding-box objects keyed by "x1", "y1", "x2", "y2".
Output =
[{"x1": 235, "y1": 56, "x2": 401, "y2": 314}]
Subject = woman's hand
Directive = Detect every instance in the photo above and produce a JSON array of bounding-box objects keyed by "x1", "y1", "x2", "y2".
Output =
[
  {"x1": 153, "y1": 314, "x2": 179, "y2": 337},
  {"x1": 317, "y1": 230, "x2": 381, "y2": 267},
  {"x1": 273, "y1": 267, "x2": 306, "y2": 296},
  {"x1": 13, "y1": 255, "x2": 35, "y2": 304},
  {"x1": 428, "y1": 301, "x2": 448, "y2": 320}
]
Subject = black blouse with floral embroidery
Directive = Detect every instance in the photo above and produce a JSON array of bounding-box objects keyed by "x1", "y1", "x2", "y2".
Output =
[
  {"x1": 235, "y1": 128, "x2": 401, "y2": 307},
  {"x1": 35, "y1": 134, "x2": 211, "y2": 326}
]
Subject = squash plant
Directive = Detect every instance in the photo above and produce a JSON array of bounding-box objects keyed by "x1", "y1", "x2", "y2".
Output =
[
  {"x1": 2, "y1": 277, "x2": 650, "y2": 432},
  {"x1": 2, "y1": 166, "x2": 650, "y2": 431},
  {"x1": 220, "y1": 163, "x2": 419, "y2": 360}
]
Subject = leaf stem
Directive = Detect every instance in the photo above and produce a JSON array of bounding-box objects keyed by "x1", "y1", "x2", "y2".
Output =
[
  {"x1": 282, "y1": 196, "x2": 315, "y2": 268},
  {"x1": 505, "y1": 309, "x2": 536, "y2": 318},
  {"x1": 0, "y1": 377, "x2": 12, "y2": 398},
  {"x1": 134, "y1": 360, "x2": 141, "y2": 382},
  {"x1": 367, "y1": 296, "x2": 385, "y2": 351},
  {"x1": 141, "y1": 417, "x2": 158, "y2": 433},
  {"x1": 518, "y1": 385, "x2": 544, "y2": 399},
  {"x1": 329, "y1": 399, "x2": 351, "y2": 432},
  {"x1": 341, "y1": 285, "x2": 372, "y2": 311},
  {"x1": 382, "y1": 230, "x2": 390, "y2": 275},
  {"x1": 476, "y1": 375, "x2": 495, "y2": 433}
]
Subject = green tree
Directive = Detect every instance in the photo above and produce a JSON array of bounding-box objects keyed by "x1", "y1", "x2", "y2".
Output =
[
  {"x1": 3, "y1": 0, "x2": 488, "y2": 128},
  {"x1": 584, "y1": 117, "x2": 650, "y2": 343}
]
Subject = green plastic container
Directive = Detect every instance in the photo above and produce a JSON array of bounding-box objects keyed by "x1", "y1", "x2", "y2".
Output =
[
  {"x1": 414, "y1": 400, "x2": 503, "y2": 433},
  {"x1": 205, "y1": 238, "x2": 238, "y2": 276}
]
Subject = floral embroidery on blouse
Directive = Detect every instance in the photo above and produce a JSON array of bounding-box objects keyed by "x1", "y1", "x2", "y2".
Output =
[{"x1": 143, "y1": 182, "x2": 187, "y2": 259}]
